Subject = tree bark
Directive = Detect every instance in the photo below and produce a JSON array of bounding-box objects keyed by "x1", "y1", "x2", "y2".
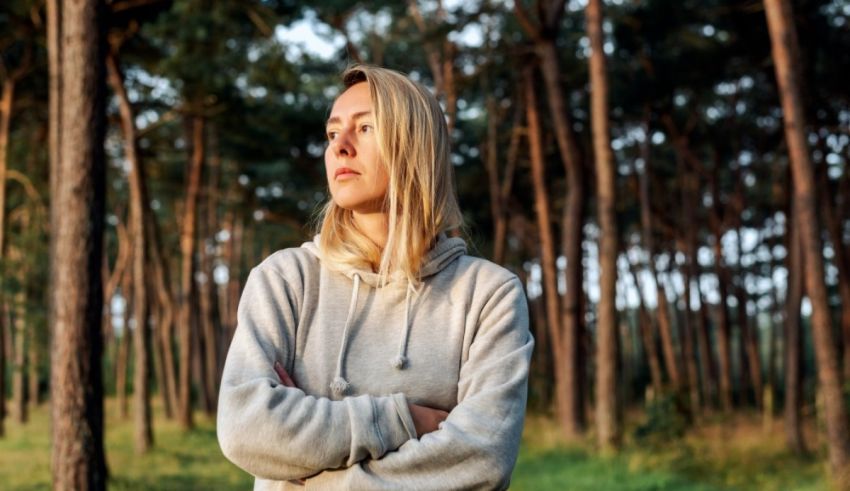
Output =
[
  {"x1": 735, "y1": 228, "x2": 763, "y2": 409},
  {"x1": 765, "y1": 0, "x2": 850, "y2": 479},
  {"x1": 177, "y1": 115, "x2": 205, "y2": 430},
  {"x1": 817, "y1": 167, "x2": 850, "y2": 382},
  {"x1": 146, "y1": 199, "x2": 178, "y2": 418},
  {"x1": 106, "y1": 51, "x2": 153, "y2": 451},
  {"x1": 785, "y1": 196, "x2": 807, "y2": 456},
  {"x1": 587, "y1": 0, "x2": 620, "y2": 451},
  {"x1": 12, "y1": 282, "x2": 27, "y2": 424},
  {"x1": 524, "y1": 65, "x2": 567, "y2": 436},
  {"x1": 709, "y1": 185, "x2": 734, "y2": 411},
  {"x1": 679, "y1": 164, "x2": 703, "y2": 412},
  {"x1": 48, "y1": 0, "x2": 108, "y2": 487},
  {"x1": 27, "y1": 316, "x2": 39, "y2": 408},
  {"x1": 694, "y1": 276, "x2": 717, "y2": 409},
  {"x1": 116, "y1": 270, "x2": 131, "y2": 419},
  {"x1": 629, "y1": 262, "x2": 664, "y2": 396},
  {"x1": 637, "y1": 124, "x2": 681, "y2": 391},
  {"x1": 198, "y1": 127, "x2": 221, "y2": 413}
]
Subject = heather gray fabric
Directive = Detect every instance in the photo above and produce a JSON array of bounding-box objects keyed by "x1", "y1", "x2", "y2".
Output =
[{"x1": 217, "y1": 233, "x2": 534, "y2": 490}]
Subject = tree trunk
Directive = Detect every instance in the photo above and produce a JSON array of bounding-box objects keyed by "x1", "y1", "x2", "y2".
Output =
[
  {"x1": 0, "y1": 39, "x2": 15, "y2": 444},
  {"x1": 146, "y1": 202, "x2": 178, "y2": 418},
  {"x1": 198, "y1": 128, "x2": 221, "y2": 413},
  {"x1": 637, "y1": 126, "x2": 681, "y2": 391},
  {"x1": 523, "y1": 65, "x2": 567, "y2": 436},
  {"x1": 587, "y1": 0, "x2": 620, "y2": 450},
  {"x1": 694, "y1": 279, "x2": 717, "y2": 409},
  {"x1": 710, "y1": 204, "x2": 734, "y2": 411},
  {"x1": 817, "y1": 167, "x2": 850, "y2": 381},
  {"x1": 12, "y1": 286, "x2": 27, "y2": 423},
  {"x1": 537, "y1": 40, "x2": 587, "y2": 437},
  {"x1": 785, "y1": 196, "x2": 807, "y2": 456},
  {"x1": 150, "y1": 300, "x2": 170, "y2": 418},
  {"x1": 679, "y1": 165, "x2": 703, "y2": 412},
  {"x1": 48, "y1": 0, "x2": 108, "y2": 487},
  {"x1": 28, "y1": 319, "x2": 39, "y2": 408},
  {"x1": 629, "y1": 262, "x2": 664, "y2": 396},
  {"x1": 177, "y1": 116, "x2": 205, "y2": 430},
  {"x1": 0, "y1": 78, "x2": 14, "y2": 261},
  {"x1": 735, "y1": 229, "x2": 763, "y2": 409},
  {"x1": 116, "y1": 270, "x2": 131, "y2": 419},
  {"x1": 765, "y1": 0, "x2": 850, "y2": 479},
  {"x1": 106, "y1": 51, "x2": 153, "y2": 451}
]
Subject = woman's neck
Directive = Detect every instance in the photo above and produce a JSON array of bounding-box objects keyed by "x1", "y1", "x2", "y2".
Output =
[{"x1": 353, "y1": 210, "x2": 389, "y2": 250}]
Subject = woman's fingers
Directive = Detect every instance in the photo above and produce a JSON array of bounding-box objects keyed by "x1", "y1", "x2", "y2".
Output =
[
  {"x1": 274, "y1": 361, "x2": 296, "y2": 387},
  {"x1": 408, "y1": 403, "x2": 449, "y2": 437}
]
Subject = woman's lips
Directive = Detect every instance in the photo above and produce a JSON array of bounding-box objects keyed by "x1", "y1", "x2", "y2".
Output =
[{"x1": 335, "y1": 167, "x2": 360, "y2": 180}]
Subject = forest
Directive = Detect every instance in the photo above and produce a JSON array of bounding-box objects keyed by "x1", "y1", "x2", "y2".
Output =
[{"x1": 1, "y1": 0, "x2": 850, "y2": 489}]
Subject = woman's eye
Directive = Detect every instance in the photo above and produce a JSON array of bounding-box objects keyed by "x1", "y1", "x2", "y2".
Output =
[
  {"x1": 360, "y1": 124, "x2": 373, "y2": 133},
  {"x1": 327, "y1": 131, "x2": 337, "y2": 141}
]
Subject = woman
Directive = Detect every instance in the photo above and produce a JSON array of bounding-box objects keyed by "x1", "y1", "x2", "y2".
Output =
[{"x1": 217, "y1": 65, "x2": 534, "y2": 490}]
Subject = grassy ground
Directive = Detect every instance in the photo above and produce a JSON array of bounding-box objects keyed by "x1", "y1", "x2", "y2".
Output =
[{"x1": 0, "y1": 399, "x2": 827, "y2": 490}]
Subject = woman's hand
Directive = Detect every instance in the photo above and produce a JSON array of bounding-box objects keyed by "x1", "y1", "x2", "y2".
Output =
[
  {"x1": 273, "y1": 362, "x2": 297, "y2": 388},
  {"x1": 408, "y1": 403, "x2": 448, "y2": 438},
  {"x1": 274, "y1": 361, "x2": 446, "y2": 440},
  {"x1": 273, "y1": 362, "x2": 305, "y2": 486}
]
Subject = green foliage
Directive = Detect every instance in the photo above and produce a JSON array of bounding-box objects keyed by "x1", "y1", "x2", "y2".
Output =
[{"x1": 633, "y1": 391, "x2": 691, "y2": 447}]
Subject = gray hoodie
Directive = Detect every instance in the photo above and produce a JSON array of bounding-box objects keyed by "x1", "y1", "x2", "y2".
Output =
[{"x1": 217, "y1": 233, "x2": 534, "y2": 490}]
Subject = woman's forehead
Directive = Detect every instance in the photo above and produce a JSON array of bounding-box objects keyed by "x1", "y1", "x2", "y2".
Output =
[{"x1": 328, "y1": 83, "x2": 372, "y2": 120}]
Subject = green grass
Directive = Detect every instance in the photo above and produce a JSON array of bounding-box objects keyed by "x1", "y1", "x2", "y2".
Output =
[{"x1": 0, "y1": 400, "x2": 828, "y2": 490}]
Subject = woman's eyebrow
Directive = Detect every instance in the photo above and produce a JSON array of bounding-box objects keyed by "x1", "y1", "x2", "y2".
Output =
[{"x1": 326, "y1": 111, "x2": 373, "y2": 127}]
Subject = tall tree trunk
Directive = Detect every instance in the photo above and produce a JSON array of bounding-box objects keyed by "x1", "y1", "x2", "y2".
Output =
[
  {"x1": 146, "y1": 204, "x2": 178, "y2": 418},
  {"x1": 540, "y1": 40, "x2": 587, "y2": 438},
  {"x1": 149, "y1": 300, "x2": 169, "y2": 418},
  {"x1": 694, "y1": 278, "x2": 717, "y2": 409},
  {"x1": 785, "y1": 196, "x2": 806, "y2": 456},
  {"x1": 736, "y1": 228, "x2": 763, "y2": 409},
  {"x1": 709, "y1": 191, "x2": 734, "y2": 411},
  {"x1": 629, "y1": 262, "x2": 664, "y2": 396},
  {"x1": 765, "y1": 0, "x2": 850, "y2": 479},
  {"x1": 116, "y1": 270, "x2": 131, "y2": 419},
  {"x1": 12, "y1": 285, "x2": 27, "y2": 423},
  {"x1": 515, "y1": 3, "x2": 588, "y2": 436},
  {"x1": 177, "y1": 116, "x2": 205, "y2": 430},
  {"x1": 679, "y1": 165, "x2": 703, "y2": 412},
  {"x1": 817, "y1": 167, "x2": 850, "y2": 381},
  {"x1": 587, "y1": 0, "x2": 620, "y2": 450},
  {"x1": 27, "y1": 318, "x2": 39, "y2": 408},
  {"x1": 523, "y1": 65, "x2": 567, "y2": 436},
  {"x1": 638, "y1": 125, "x2": 681, "y2": 391},
  {"x1": 48, "y1": 0, "x2": 108, "y2": 487},
  {"x1": 0, "y1": 303, "x2": 4, "y2": 437},
  {"x1": 198, "y1": 128, "x2": 221, "y2": 412},
  {"x1": 0, "y1": 36, "x2": 16, "y2": 443},
  {"x1": 106, "y1": 51, "x2": 153, "y2": 452}
]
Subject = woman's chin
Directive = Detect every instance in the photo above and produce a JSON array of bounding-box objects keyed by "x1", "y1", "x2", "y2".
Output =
[{"x1": 331, "y1": 197, "x2": 385, "y2": 214}]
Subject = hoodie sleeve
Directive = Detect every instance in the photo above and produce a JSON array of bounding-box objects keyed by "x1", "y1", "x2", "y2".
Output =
[
  {"x1": 217, "y1": 265, "x2": 418, "y2": 481},
  {"x1": 304, "y1": 276, "x2": 534, "y2": 491}
]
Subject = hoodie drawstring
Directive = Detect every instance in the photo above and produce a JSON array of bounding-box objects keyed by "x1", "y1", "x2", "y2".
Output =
[
  {"x1": 391, "y1": 282, "x2": 415, "y2": 370},
  {"x1": 330, "y1": 273, "x2": 361, "y2": 396},
  {"x1": 330, "y1": 275, "x2": 418, "y2": 397}
]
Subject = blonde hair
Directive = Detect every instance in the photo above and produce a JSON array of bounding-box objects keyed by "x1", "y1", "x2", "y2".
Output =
[{"x1": 315, "y1": 65, "x2": 463, "y2": 286}]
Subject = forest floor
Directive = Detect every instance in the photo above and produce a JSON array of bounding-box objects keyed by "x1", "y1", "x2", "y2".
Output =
[{"x1": 0, "y1": 398, "x2": 826, "y2": 490}]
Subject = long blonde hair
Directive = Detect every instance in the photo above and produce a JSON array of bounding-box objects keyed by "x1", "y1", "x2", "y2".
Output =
[{"x1": 315, "y1": 65, "x2": 463, "y2": 286}]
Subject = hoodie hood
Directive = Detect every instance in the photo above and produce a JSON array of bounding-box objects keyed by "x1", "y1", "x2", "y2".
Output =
[
  {"x1": 300, "y1": 232, "x2": 467, "y2": 396},
  {"x1": 300, "y1": 232, "x2": 468, "y2": 288}
]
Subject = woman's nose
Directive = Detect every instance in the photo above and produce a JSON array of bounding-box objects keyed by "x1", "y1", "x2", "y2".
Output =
[{"x1": 333, "y1": 130, "x2": 356, "y2": 157}]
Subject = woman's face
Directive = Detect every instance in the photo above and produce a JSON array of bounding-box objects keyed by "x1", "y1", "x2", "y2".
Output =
[{"x1": 324, "y1": 82, "x2": 389, "y2": 214}]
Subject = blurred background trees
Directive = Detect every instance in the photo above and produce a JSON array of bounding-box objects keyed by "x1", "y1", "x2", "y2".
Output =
[{"x1": 1, "y1": 0, "x2": 850, "y2": 488}]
